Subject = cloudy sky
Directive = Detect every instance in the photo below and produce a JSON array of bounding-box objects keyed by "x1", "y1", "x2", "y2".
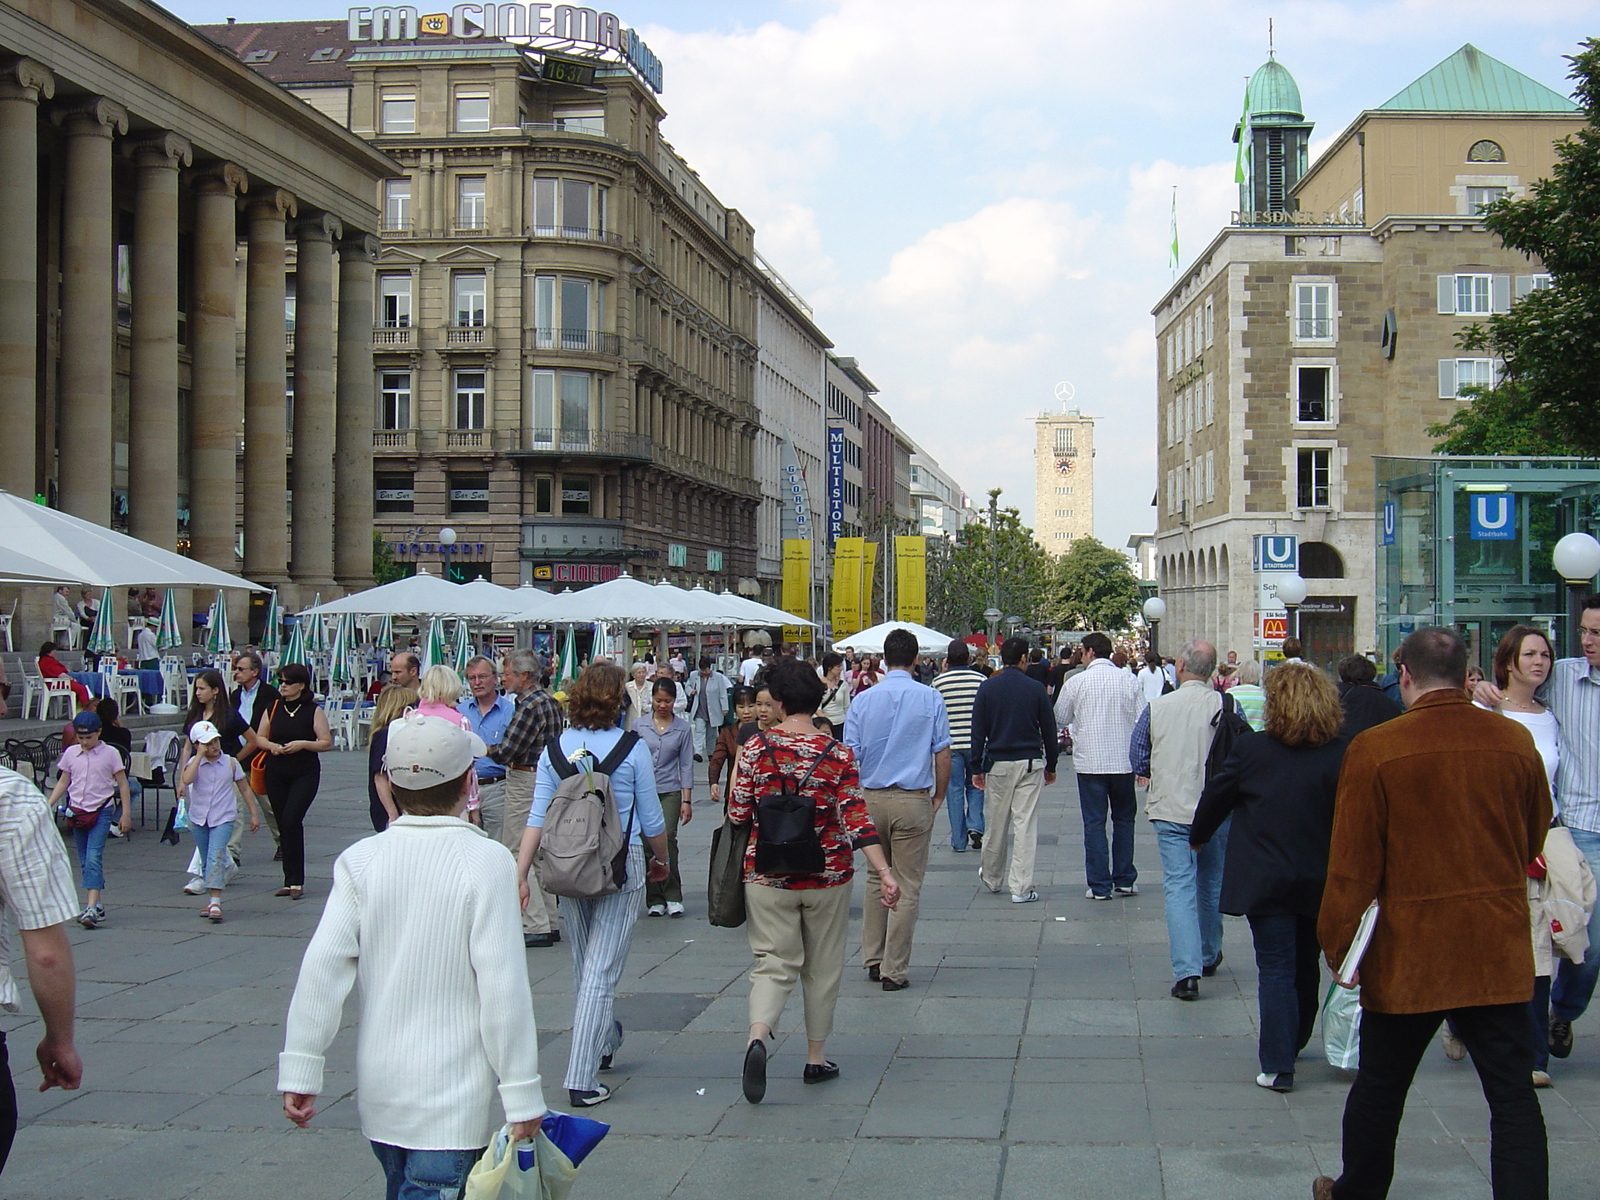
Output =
[{"x1": 173, "y1": 0, "x2": 1596, "y2": 552}]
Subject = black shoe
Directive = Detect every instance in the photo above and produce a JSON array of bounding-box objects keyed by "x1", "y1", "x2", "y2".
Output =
[
  {"x1": 599, "y1": 1019, "x2": 624, "y2": 1071},
  {"x1": 969, "y1": 831, "x2": 982, "y2": 850},
  {"x1": 273, "y1": 847, "x2": 284, "y2": 862},
  {"x1": 1171, "y1": 976, "x2": 1200, "y2": 1001},
  {"x1": 867, "y1": 965, "x2": 881, "y2": 982},
  {"x1": 1202, "y1": 954, "x2": 1224, "y2": 978},
  {"x1": 881, "y1": 977, "x2": 910, "y2": 992},
  {"x1": 525, "y1": 932, "x2": 557, "y2": 948},
  {"x1": 742, "y1": 1039, "x2": 768, "y2": 1104},
  {"x1": 568, "y1": 1085, "x2": 612, "y2": 1108},
  {"x1": 694, "y1": 754, "x2": 704, "y2": 762},
  {"x1": 550, "y1": 929, "x2": 561, "y2": 943},
  {"x1": 803, "y1": 1061, "x2": 840, "y2": 1084},
  {"x1": 1256, "y1": 1071, "x2": 1294, "y2": 1093},
  {"x1": 1549, "y1": 1018, "x2": 1575, "y2": 1059}
]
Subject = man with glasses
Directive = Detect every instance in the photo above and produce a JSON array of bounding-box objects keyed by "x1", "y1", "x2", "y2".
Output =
[
  {"x1": 458, "y1": 656, "x2": 514, "y2": 837},
  {"x1": 1477, "y1": 595, "x2": 1600, "y2": 1061},
  {"x1": 230, "y1": 651, "x2": 281, "y2": 862}
]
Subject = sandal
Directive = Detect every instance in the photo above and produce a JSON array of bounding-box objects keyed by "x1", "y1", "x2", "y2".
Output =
[
  {"x1": 275, "y1": 886, "x2": 304, "y2": 899},
  {"x1": 205, "y1": 901, "x2": 223, "y2": 924}
]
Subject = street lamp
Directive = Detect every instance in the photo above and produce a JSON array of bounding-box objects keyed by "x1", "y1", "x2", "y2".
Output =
[
  {"x1": 983, "y1": 606, "x2": 1002, "y2": 660},
  {"x1": 439, "y1": 526, "x2": 457, "y2": 582},
  {"x1": 1276, "y1": 573, "x2": 1308, "y2": 645},
  {"x1": 1552, "y1": 533, "x2": 1600, "y2": 658},
  {"x1": 1142, "y1": 596, "x2": 1166, "y2": 657}
]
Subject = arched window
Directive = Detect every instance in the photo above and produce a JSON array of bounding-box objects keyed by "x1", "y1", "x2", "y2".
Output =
[
  {"x1": 1467, "y1": 139, "x2": 1505, "y2": 163},
  {"x1": 1300, "y1": 541, "x2": 1345, "y2": 579}
]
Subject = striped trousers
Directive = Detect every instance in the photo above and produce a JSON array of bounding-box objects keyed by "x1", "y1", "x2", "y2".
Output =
[{"x1": 562, "y1": 843, "x2": 645, "y2": 1092}]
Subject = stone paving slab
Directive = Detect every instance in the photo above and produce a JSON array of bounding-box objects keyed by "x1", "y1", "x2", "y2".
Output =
[{"x1": 4, "y1": 750, "x2": 1598, "y2": 1198}]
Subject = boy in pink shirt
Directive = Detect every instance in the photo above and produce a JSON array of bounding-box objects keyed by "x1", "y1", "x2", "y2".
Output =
[{"x1": 46, "y1": 711, "x2": 130, "y2": 928}]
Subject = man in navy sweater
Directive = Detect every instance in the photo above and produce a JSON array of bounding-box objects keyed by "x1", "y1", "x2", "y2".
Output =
[{"x1": 971, "y1": 637, "x2": 1058, "y2": 904}]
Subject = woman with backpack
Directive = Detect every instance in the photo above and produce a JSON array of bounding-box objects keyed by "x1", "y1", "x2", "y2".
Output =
[
  {"x1": 727, "y1": 659, "x2": 900, "y2": 1105},
  {"x1": 516, "y1": 662, "x2": 670, "y2": 1109}
]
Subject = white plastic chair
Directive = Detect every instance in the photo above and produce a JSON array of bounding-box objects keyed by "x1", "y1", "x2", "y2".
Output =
[
  {"x1": 35, "y1": 678, "x2": 75, "y2": 722},
  {"x1": 0, "y1": 599, "x2": 16, "y2": 652},
  {"x1": 104, "y1": 668, "x2": 143, "y2": 717},
  {"x1": 160, "y1": 659, "x2": 187, "y2": 708}
]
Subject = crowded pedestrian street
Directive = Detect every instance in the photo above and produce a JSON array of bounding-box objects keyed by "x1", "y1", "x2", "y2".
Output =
[{"x1": 5, "y1": 749, "x2": 1595, "y2": 1200}]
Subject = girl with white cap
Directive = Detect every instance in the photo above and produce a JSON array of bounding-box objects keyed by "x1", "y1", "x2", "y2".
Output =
[{"x1": 181, "y1": 720, "x2": 260, "y2": 923}]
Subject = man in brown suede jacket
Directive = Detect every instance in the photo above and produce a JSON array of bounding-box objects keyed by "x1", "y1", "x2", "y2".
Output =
[{"x1": 1313, "y1": 626, "x2": 1552, "y2": 1200}]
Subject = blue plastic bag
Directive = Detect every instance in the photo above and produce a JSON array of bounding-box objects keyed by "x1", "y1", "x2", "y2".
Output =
[{"x1": 1321, "y1": 980, "x2": 1363, "y2": 1070}]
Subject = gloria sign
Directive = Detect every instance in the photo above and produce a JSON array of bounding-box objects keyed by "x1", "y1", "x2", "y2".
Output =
[{"x1": 346, "y1": 4, "x2": 663, "y2": 92}]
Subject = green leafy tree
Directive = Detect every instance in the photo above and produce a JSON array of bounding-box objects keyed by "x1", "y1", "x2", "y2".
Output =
[
  {"x1": 926, "y1": 492, "x2": 1053, "y2": 635},
  {"x1": 1433, "y1": 39, "x2": 1600, "y2": 454},
  {"x1": 1043, "y1": 537, "x2": 1143, "y2": 632},
  {"x1": 372, "y1": 530, "x2": 406, "y2": 585}
]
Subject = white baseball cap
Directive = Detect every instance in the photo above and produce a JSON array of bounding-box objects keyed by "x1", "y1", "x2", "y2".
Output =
[
  {"x1": 189, "y1": 720, "x2": 222, "y2": 745},
  {"x1": 384, "y1": 710, "x2": 487, "y2": 788}
]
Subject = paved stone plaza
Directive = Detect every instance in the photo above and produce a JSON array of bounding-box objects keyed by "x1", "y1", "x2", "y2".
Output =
[{"x1": 4, "y1": 751, "x2": 1598, "y2": 1199}]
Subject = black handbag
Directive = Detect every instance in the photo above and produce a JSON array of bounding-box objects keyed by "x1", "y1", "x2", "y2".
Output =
[{"x1": 707, "y1": 818, "x2": 751, "y2": 928}]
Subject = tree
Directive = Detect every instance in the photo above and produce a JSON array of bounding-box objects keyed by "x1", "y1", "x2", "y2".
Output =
[
  {"x1": 372, "y1": 530, "x2": 406, "y2": 585},
  {"x1": 1434, "y1": 39, "x2": 1600, "y2": 454},
  {"x1": 1043, "y1": 537, "x2": 1143, "y2": 632},
  {"x1": 925, "y1": 497, "x2": 1053, "y2": 635}
]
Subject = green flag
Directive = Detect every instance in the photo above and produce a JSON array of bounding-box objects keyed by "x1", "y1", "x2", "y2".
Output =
[
  {"x1": 1169, "y1": 189, "x2": 1179, "y2": 271},
  {"x1": 1234, "y1": 83, "x2": 1252, "y2": 185}
]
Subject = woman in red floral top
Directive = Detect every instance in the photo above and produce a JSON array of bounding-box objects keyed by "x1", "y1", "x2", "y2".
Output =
[{"x1": 728, "y1": 660, "x2": 900, "y2": 1104}]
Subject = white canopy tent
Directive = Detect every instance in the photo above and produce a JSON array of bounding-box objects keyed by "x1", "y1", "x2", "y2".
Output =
[
  {"x1": 832, "y1": 620, "x2": 954, "y2": 655},
  {"x1": 499, "y1": 573, "x2": 711, "y2": 627},
  {"x1": 298, "y1": 569, "x2": 521, "y2": 619},
  {"x1": 712, "y1": 589, "x2": 818, "y2": 629},
  {"x1": 0, "y1": 490, "x2": 265, "y2": 589}
]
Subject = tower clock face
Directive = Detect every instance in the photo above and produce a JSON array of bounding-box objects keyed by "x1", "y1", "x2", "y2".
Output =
[{"x1": 1055, "y1": 457, "x2": 1075, "y2": 476}]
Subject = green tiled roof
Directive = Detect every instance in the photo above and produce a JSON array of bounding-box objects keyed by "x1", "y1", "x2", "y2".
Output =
[
  {"x1": 1379, "y1": 44, "x2": 1578, "y2": 113},
  {"x1": 1247, "y1": 58, "x2": 1304, "y2": 121}
]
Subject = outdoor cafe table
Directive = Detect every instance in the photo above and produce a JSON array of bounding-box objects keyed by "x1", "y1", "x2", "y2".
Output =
[{"x1": 69, "y1": 669, "x2": 166, "y2": 698}]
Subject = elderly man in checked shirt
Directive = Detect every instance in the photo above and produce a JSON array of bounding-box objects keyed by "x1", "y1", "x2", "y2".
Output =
[
  {"x1": 1054, "y1": 632, "x2": 1147, "y2": 901},
  {"x1": 490, "y1": 649, "x2": 566, "y2": 948}
]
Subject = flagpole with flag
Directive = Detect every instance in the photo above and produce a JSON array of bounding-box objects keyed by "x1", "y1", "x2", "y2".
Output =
[{"x1": 1169, "y1": 186, "x2": 1180, "y2": 277}]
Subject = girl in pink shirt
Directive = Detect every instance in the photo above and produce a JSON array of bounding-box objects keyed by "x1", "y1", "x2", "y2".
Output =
[{"x1": 46, "y1": 711, "x2": 130, "y2": 928}]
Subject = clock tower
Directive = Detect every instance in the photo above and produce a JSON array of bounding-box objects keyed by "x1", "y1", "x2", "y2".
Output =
[{"x1": 1033, "y1": 406, "x2": 1095, "y2": 553}]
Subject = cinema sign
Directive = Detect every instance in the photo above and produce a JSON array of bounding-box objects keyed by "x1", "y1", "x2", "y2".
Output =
[{"x1": 346, "y1": 4, "x2": 663, "y2": 92}]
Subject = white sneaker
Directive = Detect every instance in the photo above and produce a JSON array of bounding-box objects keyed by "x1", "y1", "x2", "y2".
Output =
[
  {"x1": 182, "y1": 877, "x2": 206, "y2": 895},
  {"x1": 1011, "y1": 891, "x2": 1040, "y2": 904},
  {"x1": 666, "y1": 901, "x2": 685, "y2": 917},
  {"x1": 1085, "y1": 888, "x2": 1112, "y2": 901},
  {"x1": 647, "y1": 904, "x2": 666, "y2": 917},
  {"x1": 1113, "y1": 884, "x2": 1139, "y2": 896}
]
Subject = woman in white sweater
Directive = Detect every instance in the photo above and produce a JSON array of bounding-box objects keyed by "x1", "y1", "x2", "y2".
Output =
[{"x1": 279, "y1": 712, "x2": 544, "y2": 1199}]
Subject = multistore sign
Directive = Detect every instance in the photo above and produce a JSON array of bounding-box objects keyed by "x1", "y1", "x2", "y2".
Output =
[
  {"x1": 826, "y1": 426, "x2": 845, "y2": 547},
  {"x1": 345, "y1": 5, "x2": 664, "y2": 93}
]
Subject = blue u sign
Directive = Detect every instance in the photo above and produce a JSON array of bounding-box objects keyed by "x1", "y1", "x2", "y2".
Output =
[
  {"x1": 1469, "y1": 494, "x2": 1516, "y2": 541},
  {"x1": 1381, "y1": 502, "x2": 1396, "y2": 546},
  {"x1": 1254, "y1": 534, "x2": 1298, "y2": 572}
]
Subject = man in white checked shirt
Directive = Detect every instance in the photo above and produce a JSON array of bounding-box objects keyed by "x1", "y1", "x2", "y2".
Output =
[
  {"x1": 1054, "y1": 632, "x2": 1147, "y2": 901},
  {"x1": 0, "y1": 766, "x2": 84, "y2": 1169}
]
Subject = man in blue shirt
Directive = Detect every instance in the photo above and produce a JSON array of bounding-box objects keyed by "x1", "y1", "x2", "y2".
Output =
[
  {"x1": 845, "y1": 628, "x2": 950, "y2": 991},
  {"x1": 458, "y1": 654, "x2": 515, "y2": 840}
]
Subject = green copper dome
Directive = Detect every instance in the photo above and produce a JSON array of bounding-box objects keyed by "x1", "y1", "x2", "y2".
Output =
[{"x1": 1246, "y1": 58, "x2": 1304, "y2": 122}]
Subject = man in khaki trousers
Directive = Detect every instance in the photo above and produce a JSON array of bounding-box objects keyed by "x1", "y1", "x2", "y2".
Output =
[
  {"x1": 844, "y1": 628, "x2": 951, "y2": 991},
  {"x1": 489, "y1": 649, "x2": 565, "y2": 948}
]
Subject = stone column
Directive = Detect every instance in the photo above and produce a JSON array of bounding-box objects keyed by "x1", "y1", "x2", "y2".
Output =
[
  {"x1": 188, "y1": 162, "x2": 247, "y2": 576},
  {"x1": 289, "y1": 212, "x2": 340, "y2": 587},
  {"x1": 0, "y1": 59, "x2": 53, "y2": 498},
  {"x1": 127, "y1": 132, "x2": 192, "y2": 550},
  {"x1": 242, "y1": 189, "x2": 296, "y2": 584},
  {"x1": 54, "y1": 97, "x2": 127, "y2": 524},
  {"x1": 335, "y1": 233, "x2": 379, "y2": 590}
]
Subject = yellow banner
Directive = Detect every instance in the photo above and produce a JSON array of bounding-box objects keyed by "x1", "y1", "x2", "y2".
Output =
[
  {"x1": 782, "y1": 539, "x2": 810, "y2": 645},
  {"x1": 895, "y1": 535, "x2": 926, "y2": 624},
  {"x1": 863, "y1": 541, "x2": 879, "y2": 628},
  {"x1": 831, "y1": 538, "x2": 864, "y2": 638}
]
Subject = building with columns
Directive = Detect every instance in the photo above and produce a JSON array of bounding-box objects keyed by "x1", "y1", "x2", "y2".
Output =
[{"x1": 0, "y1": 0, "x2": 395, "y2": 637}]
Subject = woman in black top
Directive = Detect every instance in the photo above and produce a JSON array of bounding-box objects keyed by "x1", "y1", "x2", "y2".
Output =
[
  {"x1": 365, "y1": 684, "x2": 417, "y2": 831},
  {"x1": 1191, "y1": 661, "x2": 1347, "y2": 1094},
  {"x1": 254, "y1": 662, "x2": 332, "y2": 898}
]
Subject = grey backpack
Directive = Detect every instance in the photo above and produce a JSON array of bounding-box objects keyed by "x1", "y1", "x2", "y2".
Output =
[{"x1": 535, "y1": 732, "x2": 639, "y2": 899}]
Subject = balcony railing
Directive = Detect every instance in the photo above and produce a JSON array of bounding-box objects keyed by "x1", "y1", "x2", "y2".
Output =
[
  {"x1": 444, "y1": 429, "x2": 490, "y2": 449},
  {"x1": 373, "y1": 429, "x2": 416, "y2": 450},
  {"x1": 527, "y1": 328, "x2": 622, "y2": 355},
  {"x1": 444, "y1": 325, "x2": 489, "y2": 345},
  {"x1": 522, "y1": 121, "x2": 613, "y2": 140},
  {"x1": 373, "y1": 325, "x2": 414, "y2": 348},
  {"x1": 527, "y1": 224, "x2": 622, "y2": 246},
  {"x1": 509, "y1": 429, "x2": 652, "y2": 459},
  {"x1": 380, "y1": 217, "x2": 414, "y2": 235}
]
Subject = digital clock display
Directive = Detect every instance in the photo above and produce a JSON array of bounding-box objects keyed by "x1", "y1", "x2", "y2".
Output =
[{"x1": 541, "y1": 55, "x2": 597, "y2": 86}]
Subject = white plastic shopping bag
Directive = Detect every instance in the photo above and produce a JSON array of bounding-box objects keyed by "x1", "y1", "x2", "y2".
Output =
[
  {"x1": 1321, "y1": 980, "x2": 1363, "y2": 1071},
  {"x1": 465, "y1": 1127, "x2": 540, "y2": 1200}
]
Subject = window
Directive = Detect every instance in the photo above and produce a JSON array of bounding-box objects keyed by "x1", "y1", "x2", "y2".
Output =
[
  {"x1": 383, "y1": 179, "x2": 411, "y2": 231},
  {"x1": 1438, "y1": 273, "x2": 1510, "y2": 315},
  {"x1": 1515, "y1": 274, "x2": 1553, "y2": 299},
  {"x1": 1467, "y1": 186, "x2": 1508, "y2": 215},
  {"x1": 534, "y1": 274, "x2": 599, "y2": 348},
  {"x1": 1439, "y1": 358, "x2": 1497, "y2": 398},
  {"x1": 1053, "y1": 532, "x2": 1069, "y2": 540},
  {"x1": 1205, "y1": 450, "x2": 1215, "y2": 502},
  {"x1": 530, "y1": 369, "x2": 597, "y2": 444},
  {"x1": 1296, "y1": 448, "x2": 1331, "y2": 509},
  {"x1": 457, "y1": 176, "x2": 487, "y2": 230},
  {"x1": 534, "y1": 475, "x2": 554, "y2": 515},
  {"x1": 1054, "y1": 486, "x2": 1073, "y2": 495},
  {"x1": 455, "y1": 93, "x2": 490, "y2": 133},
  {"x1": 1054, "y1": 509, "x2": 1073, "y2": 517},
  {"x1": 1296, "y1": 365, "x2": 1331, "y2": 423},
  {"x1": 561, "y1": 476, "x2": 591, "y2": 516},
  {"x1": 453, "y1": 370, "x2": 487, "y2": 429},
  {"x1": 380, "y1": 95, "x2": 416, "y2": 134},
  {"x1": 284, "y1": 275, "x2": 296, "y2": 331},
  {"x1": 1468, "y1": 139, "x2": 1505, "y2": 163},
  {"x1": 1054, "y1": 426, "x2": 1074, "y2": 455},
  {"x1": 374, "y1": 470, "x2": 414, "y2": 514},
  {"x1": 448, "y1": 471, "x2": 490, "y2": 514},
  {"x1": 1203, "y1": 296, "x2": 1214, "y2": 347},
  {"x1": 1293, "y1": 282, "x2": 1332, "y2": 340},
  {"x1": 532, "y1": 177, "x2": 602, "y2": 237},
  {"x1": 1300, "y1": 542, "x2": 1345, "y2": 579},
  {"x1": 379, "y1": 371, "x2": 411, "y2": 429},
  {"x1": 1457, "y1": 273, "x2": 1491, "y2": 314},
  {"x1": 1203, "y1": 374, "x2": 1214, "y2": 426},
  {"x1": 551, "y1": 106, "x2": 604, "y2": 134},
  {"x1": 378, "y1": 274, "x2": 411, "y2": 328},
  {"x1": 452, "y1": 273, "x2": 486, "y2": 327}
]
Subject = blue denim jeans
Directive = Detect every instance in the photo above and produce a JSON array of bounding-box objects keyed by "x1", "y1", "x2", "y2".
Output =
[
  {"x1": 1076, "y1": 773, "x2": 1137, "y2": 894},
  {"x1": 945, "y1": 749, "x2": 985, "y2": 850},
  {"x1": 72, "y1": 803, "x2": 115, "y2": 891},
  {"x1": 190, "y1": 821, "x2": 235, "y2": 890},
  {"x1": 370, "y1": 1142, "x2": 482, "y2": 1200},
  {"x1": 1552, "y1": 826, "x2": 1600, "y2": 1024},
  {"x1": 1247, "y1": 912, "x2": 1321, "y2": 1074},
  {"x1": 1152, "y1": 818, "x2": 1229, "y2": 981}
]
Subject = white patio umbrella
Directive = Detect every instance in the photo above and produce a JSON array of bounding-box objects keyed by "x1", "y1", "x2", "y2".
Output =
[
  {"x1": 499, "y1": 572, "x2": 716, "y2": 627},
  {"x1": 831, "y1": 620, "x2": 953, "y2": 655},
  {"x1": 155, "y1": 588, "x2": 185, "y2": 650},
  {"x1": 205, "y1": 592, "x2": 233, "y2": 656},
  {"x1": 421, "y1": 616, "x2": 448, "y2": 673},
  {"x1": 301, "y1": 569, "x2": 520, "y2": 619},
  {"x1": 0, "y1": 490, "x2": 265, "y2": 589},
  {"x1": 259, "y1": 590, "x2": 282, "y2": 653},
  {"x1": 713, "y1": 589, "x2": 819, "y2": 629}
]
